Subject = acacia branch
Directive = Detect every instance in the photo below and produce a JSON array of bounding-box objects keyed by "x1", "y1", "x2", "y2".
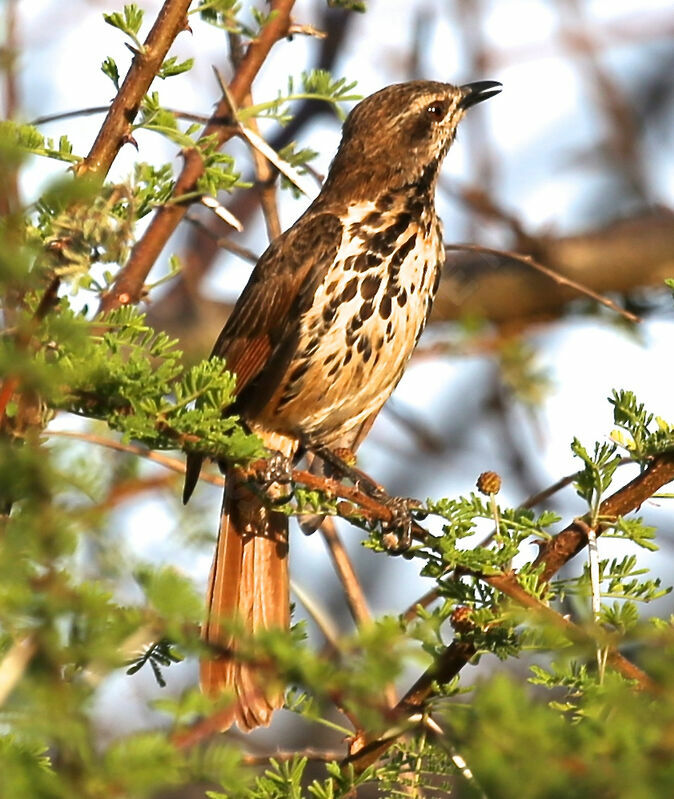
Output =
[
  {"x1": 77, "y1": 0, "x2": 191, "y2": 179},
  {"x1": 45, "y1": 428, "x2": 672, "y2": 764},
  {"x1": 534, "y1": 452, "x2": 674, "y2": 581},
  {"x1": 98, "y1": 0, "x2": 295, "y2": 314},
  {"x1": 345, "y1": 452, "x2": 674, "y2": 774}
]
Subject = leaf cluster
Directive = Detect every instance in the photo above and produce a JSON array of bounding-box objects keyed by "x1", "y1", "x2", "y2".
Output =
[
  {"x1": 26, "y1": 302, "x2": 263, "y2": 462},
  {"x1": 609, "y1": 388, "x2": 674, "y2": 460}
]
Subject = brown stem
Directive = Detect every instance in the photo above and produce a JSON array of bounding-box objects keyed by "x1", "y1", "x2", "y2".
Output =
[
  {"x1": 534, "y1": 453, "x2": 674, "y2": 582},
  {"x1": 45, "y1": 429, "x2": 224, "y2": 487},
  {"x1": 320, "y1": 517, "x2": 372, "y2": 626},
  {"x1": 77, "y1": 0, "x2": 191, "y2": 179},
  {"x1": 98, "y1": 0, "x2": 295, "y2": 314}
]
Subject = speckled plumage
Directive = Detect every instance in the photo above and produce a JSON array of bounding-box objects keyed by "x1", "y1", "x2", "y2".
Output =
[{"x1": 184, "y1": 79, "x2": 502, "y2": 731}]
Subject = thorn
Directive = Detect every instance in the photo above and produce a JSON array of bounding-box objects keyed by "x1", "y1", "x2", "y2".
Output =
[
  {"x1": 124, "y1": 42, "x2": 142, "y2": 57},
  {"x1": 121, "y1": 133, "x2": 139, "y2": 151}
]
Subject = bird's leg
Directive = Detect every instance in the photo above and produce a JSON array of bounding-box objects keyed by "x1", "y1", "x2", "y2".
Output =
[
  {"x1": 311, "y1": 444, "x2": 384, "y2": 496},
  {"x1": 311, "y1": 444, "x2": 426, "y2": 553}
]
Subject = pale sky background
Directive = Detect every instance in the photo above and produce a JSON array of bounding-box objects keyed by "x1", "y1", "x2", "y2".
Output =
[{"x1": 15, "y1": 0, "x2": 674, "y2": 737}]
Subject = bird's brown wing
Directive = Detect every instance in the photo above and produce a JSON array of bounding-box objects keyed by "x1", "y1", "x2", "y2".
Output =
[{"x1": 182, "y1": 211, "x2": 343, "y2": 503}]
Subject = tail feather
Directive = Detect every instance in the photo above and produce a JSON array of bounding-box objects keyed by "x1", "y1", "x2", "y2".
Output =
[
  {"x1": 183, "y1": 453, "x2": 203, "y2": 505},
  {"x1": 200, "y1": 467, "x2": 290, "y2": 731}
]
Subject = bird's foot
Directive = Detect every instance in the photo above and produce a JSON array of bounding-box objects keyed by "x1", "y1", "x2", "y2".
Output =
[
  {"x1": 380, "y1": 497, "x2": 425, "y2": 553},
  {"x1": 255, "y1": 450, "x2": 294, "y2": 487},
  {"x1": 254, "y1": 450, "x2": 293, "y2": 505}
]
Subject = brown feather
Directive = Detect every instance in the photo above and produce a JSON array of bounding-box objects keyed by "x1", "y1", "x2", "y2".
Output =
[{"x1": 200, "y1": 432, "x2": 295, "y2": 730}]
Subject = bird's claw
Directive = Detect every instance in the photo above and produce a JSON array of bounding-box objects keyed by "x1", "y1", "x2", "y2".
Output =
[
  {"x1": 255, "y1": 450, "x2": 293, "y2": 487},
  {"x1": 380, "y1": 497, "x2": 423, "y2": 553}
]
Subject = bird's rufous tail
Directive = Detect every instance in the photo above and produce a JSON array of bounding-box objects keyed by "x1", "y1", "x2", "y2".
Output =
[{"x1": 200, "y1": 463, "x2": 291, "y2": 731}]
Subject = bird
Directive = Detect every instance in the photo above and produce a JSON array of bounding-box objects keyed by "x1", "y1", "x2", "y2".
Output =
[{"x1": 183, "y1": 79, "x2": 502, "y2": 730}]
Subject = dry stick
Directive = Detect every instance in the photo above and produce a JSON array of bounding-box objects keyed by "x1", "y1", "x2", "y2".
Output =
[
  {"x1": 98, "y1": 0, "x2": 295, "y2": 314},
  {"x1": 319, "y1": 517, "x2": 373, "y2": 627},
  {"x1": 33, "y1": 106, "x2": 212, "y2": 128},
  {"x1": 222, "y1": 32, "x2": 282, "y2": 240},
  {"x1": 319, "y1": 518, "x2": 399, "y2": 708},
  {"x1": 444, "y1": 243, "x2": 641, "y2": 324},
  {"x1": 345, "y1": 453, "x2": 674, "y2": 774},
  {"x1": 290, "y1": 578, "x2": 341, "y2": 653},
  {"x1": 77, "y1": 0, "x2": 192, "y2": 178},
  {"x1": 217, "y1": 72, "x2": 282, "y2": 241}
]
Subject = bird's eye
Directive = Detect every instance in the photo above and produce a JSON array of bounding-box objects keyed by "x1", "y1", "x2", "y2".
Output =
[{"x1": 426, "y1": 101, "x2": 446, "y2": 120}]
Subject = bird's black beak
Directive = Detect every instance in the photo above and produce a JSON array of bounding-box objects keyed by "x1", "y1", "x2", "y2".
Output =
[{"x1": 459, "y1": 80, "x2": 502, "y2": 110}]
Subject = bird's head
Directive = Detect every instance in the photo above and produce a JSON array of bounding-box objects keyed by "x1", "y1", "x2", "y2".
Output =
[{"x1": 323, "y1": 80, "x2": 502, "y2": 201}]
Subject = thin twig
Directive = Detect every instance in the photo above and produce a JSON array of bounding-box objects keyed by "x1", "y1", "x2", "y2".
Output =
[
  {"x1": 319, "y1": 517, "x2": 372, "y2": 627},
  {"x1": 318, "y1": 517, "x2": 399, "y2": 709},
  {"x1": 45, "y1": 429, "x2": 224, "y2": 487},
  {"x1": 31, "y1": 106, "x2": 211, "y2": 128},
  {"x1": 290, "y1": 578, "x2": 341, "y2": 653},
  {"x1": 185, "y1": 213, "x2": 259, "y2": 263},
  {"x1": 444, "y1": 243, "x2": 641, "y2": 323}
]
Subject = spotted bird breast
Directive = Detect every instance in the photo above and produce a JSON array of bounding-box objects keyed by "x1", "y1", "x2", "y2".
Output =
[{"x1": 260, "y1": 197, "x2": 443, "y2": 445}]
